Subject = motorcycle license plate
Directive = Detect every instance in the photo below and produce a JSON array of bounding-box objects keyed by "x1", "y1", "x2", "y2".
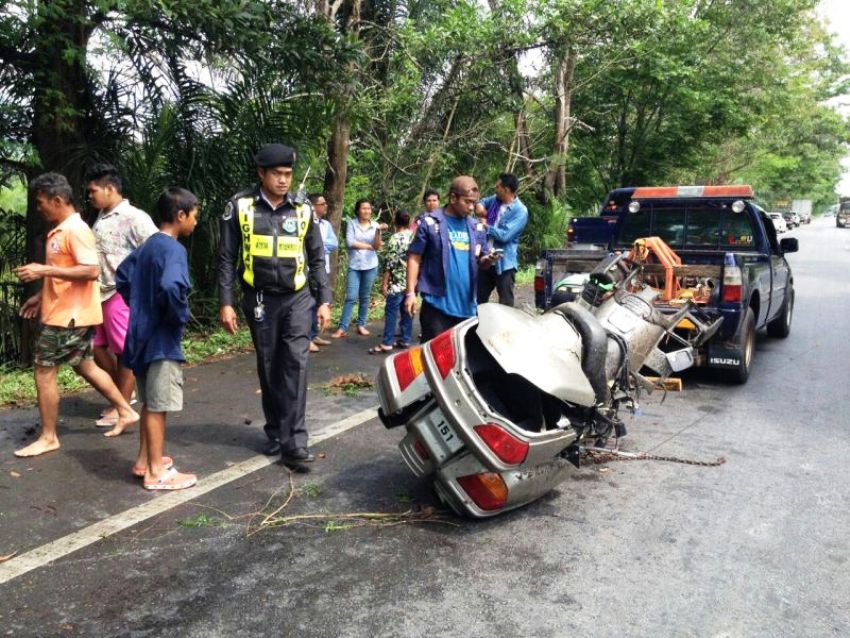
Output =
[{"x1": 426, "y1": 409, "x2": 463, "y2": 454}]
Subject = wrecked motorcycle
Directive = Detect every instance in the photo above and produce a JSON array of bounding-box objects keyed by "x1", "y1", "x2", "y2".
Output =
[{"x1": 377, "y1": 248, "x2": 723, "y2": 518}]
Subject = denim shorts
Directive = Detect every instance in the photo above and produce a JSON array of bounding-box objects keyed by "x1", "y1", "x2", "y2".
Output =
[{"x1": 137, "y1": 360, "x2": 184, "y2": 412}]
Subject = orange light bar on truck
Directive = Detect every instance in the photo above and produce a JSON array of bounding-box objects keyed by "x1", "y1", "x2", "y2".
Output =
[{"x1": 632, "y1": 185, "x2": 754, "y2": 199}]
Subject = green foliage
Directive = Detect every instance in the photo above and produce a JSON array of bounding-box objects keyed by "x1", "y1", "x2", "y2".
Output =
[
  {"x1": 519, "y1": 198, "x2": 571, "y2": 265},
  {"x1": 0, "y1": 0, "x2": 847, "y2": 353},
  {"x1": 0, "y1": 328, "x2": 256, "y2": 406},
  {"x1": 181, "y1": 329, "x2": 254, "y2": 365},
  {"x1": 302, "y1": 482, "x2": 322, "y2": 498},
  {"x1": 0, "y1": 179, "x2": 26, "y2": 215},
  {"x1": 0, "y1": 364, "x2": 89, "y2": 406}
]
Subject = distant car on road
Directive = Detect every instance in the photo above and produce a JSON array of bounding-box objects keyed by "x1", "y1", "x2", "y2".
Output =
[
  {"x1": 796, "y1": 210, "x2": 811, "y2": 224},
  {"x1": 838, "y1": 198, "x2": 850, "y2": 228},
  {"x1": 769, "y1": 212, "x2": 788, "y2": 234},
  {"x1": 782, "y1": 212, "x2": 799, "y2": 228}
]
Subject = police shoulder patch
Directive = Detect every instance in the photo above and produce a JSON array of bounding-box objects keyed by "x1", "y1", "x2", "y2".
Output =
[{"x1": 222, "y1": 201, "x2": 234, "y2": 221}]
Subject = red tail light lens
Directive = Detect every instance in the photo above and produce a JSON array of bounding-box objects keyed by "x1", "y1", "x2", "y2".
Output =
[
  {"x1": 458, "y1": 472, "x2": 508, "y2": 511},
  {"x1": 430, "y1": 329, "x2": 455, "y2": 379},
  {"x1": 393, "y1": 346, "x2": 424, "y2": 391},
  {"x1": 722, "y1": 285, "x2": 742, "y2": 303},
  {"x1": 474, "y1": 423, "x2": 529, "y2": 464},
  {"x1": 722, "y1": 253, "x2": 743, "y2": 303},
  {"x1": 414, "y1": 440, "x2": 430, "y2": 460},
  {"x1": 534, "y1": 275, "x2": 545, "y2": 292}
]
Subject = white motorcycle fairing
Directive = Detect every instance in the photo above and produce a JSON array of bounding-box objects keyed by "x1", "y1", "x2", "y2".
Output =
[{"x1": 474, "y1": 303, "x2": 597, "y2": 408}]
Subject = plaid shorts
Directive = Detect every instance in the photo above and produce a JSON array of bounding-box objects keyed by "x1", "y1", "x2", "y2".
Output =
[{"x1": 34, "y1": 325, "x2": 95, "y2": 367}]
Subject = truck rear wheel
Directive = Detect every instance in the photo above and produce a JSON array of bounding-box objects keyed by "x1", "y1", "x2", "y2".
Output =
[
  {"x1": 766, "y1": 286, "x2": 793, "y2": 338},
  {"x1": 730, "y1": 308, "x2": 755, "y2": 384}
]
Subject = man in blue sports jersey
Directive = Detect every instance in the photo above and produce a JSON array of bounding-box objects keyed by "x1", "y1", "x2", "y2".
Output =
[{"x1": 404, "y1": 176, "x2": 499, "y2": 342}]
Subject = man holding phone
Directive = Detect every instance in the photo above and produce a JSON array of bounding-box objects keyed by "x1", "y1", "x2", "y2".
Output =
[{"x1": 477, "y1": 173, "x2": 529, "y2": 307}]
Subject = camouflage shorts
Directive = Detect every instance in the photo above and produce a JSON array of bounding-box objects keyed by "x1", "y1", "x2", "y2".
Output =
[{"x1": 34, "y1": 325, "x2": 95, "y2": 367}]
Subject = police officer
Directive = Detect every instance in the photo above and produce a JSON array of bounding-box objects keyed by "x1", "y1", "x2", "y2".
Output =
[{"x1": 218, "y1": 143, "x2": 331, "y2": 472}]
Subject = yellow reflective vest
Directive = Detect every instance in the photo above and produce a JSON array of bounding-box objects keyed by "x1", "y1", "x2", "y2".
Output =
[{"x1": 218, "y1": 189, "x2": 331, "y2": 306}]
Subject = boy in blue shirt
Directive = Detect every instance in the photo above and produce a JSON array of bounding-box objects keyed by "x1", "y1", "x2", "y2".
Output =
[{"x1": 116, "y1": 188, "x2": 199, "y2": 490}]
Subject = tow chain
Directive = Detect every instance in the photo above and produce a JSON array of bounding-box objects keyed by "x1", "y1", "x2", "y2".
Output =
[{"x1": 581, "y1": 447, "x2": 726, "y2": 467}]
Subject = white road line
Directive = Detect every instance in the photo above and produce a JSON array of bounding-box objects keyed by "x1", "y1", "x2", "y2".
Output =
[{"x1": 0, "y1": 406, "x2": 378, "y2": 585}]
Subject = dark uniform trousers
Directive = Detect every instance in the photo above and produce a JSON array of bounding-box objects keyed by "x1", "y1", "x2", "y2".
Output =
[
  {"x1": 477, "y1": 267, "x2": 516, "y2": 307},
  {"x1": 242, "y1": 287, "x2": 315, "y2": 453}
]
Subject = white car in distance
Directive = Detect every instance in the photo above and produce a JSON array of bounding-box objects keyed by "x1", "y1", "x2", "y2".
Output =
[{"x1": 769, "y1": 212, "x2": 788, "y2": 234}]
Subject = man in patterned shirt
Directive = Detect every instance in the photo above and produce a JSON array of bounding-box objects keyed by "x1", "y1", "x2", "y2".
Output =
[
  {"x1": 370, "y1": 210, "x2": 414, "y2": 353},
  {"x1": 86, "y1": 164, "x2": 157, "y2": 435}
]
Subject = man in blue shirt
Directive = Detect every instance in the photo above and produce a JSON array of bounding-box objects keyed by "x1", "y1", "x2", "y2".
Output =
[
  {"x1": 405, "y1": 176, "x2": 498, "y2": 342},
  {"x1": 477, "y1": 173, "x2": 529, "y2": 307}
]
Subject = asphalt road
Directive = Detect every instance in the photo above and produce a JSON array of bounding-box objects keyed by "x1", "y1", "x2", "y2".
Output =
[{"x1": 1, "y1": 216, "x2": 848, "y2": 637}]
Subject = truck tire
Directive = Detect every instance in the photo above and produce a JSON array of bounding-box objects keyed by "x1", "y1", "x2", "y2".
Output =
[
  {"x1": 766, "y1": 286, "x2": 794, "y2": 338},
  {"x1": 730, "y1": 308, "x2": 755, "y2": 385}
]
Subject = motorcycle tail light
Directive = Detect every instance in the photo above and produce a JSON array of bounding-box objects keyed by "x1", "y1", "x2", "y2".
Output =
[
  {"x1": 393, "y1": 346, "x2": 424, "y2": 391},
  {"x1": 457, "y1": 472, "x2": 508, "y2": 511},
  {"x1": 414, "y1": 440, "x2": 430, "y2": 460},
  {"x1": 430, "y1": 329, "x2": 456, "y2": 379},
  {"x1": 474, "y1": 423, "x2": 529, "y2": 465}
]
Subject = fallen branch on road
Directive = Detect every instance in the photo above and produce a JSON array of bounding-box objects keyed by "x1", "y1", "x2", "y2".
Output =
[
  {"x1": 583, "y1": 447, "x2": 726, "y2": 467},
  {"x1": 188, "y1": 470, "x2": 455, "y2": 537}
]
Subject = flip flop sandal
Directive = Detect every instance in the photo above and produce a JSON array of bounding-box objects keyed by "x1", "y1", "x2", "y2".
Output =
[
  {"x1": 143, "y1": 467, "x2": 197, "y2": 491},
  {"x1": 95, "y1": 415, "x2": 119, "y2": 427},
  {"x1": 368, "y1": 345, "x2": 393, "y2": 354},
  {"x1": 131, "y1": 456, "x2": 174, "y2": 478},
  {"x1": 394, "y1": 341, "x2": 411, "y2": 349}
]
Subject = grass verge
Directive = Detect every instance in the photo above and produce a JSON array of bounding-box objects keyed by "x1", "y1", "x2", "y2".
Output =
[{"x1": 0, "y1": 328, "x2": 256, "y2": 408}]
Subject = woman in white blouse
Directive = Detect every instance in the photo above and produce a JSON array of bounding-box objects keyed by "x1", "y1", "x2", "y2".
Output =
[{"x1": 332, "y1": 199, "x2": 383, "y2": 337}]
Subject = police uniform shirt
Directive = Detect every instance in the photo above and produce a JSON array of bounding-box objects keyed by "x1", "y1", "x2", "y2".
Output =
[{"x1": 218, "y1": 186, "x2": 331, "y2": 306}]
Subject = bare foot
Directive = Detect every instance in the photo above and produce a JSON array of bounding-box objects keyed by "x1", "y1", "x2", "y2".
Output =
[
  {"x1": 15, "y1": 438, "x2": 60, "y2": 457},
  {"x1": 103, "y1": 408, "x2": 140, "y2": 438}
]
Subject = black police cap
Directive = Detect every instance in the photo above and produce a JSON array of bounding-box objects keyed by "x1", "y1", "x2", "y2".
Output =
[{"x1": 253, "y1": 143, "x2": 296, "y2": 168}]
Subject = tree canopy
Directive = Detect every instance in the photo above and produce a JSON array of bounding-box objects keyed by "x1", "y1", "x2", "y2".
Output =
[{"x1": 1, "y1": 0, "x2": 848, "y2": 302}]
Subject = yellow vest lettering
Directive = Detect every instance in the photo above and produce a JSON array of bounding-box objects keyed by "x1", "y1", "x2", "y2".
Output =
[{"x1": 237, "y1": 198, "x2": 312, "y2": 291}]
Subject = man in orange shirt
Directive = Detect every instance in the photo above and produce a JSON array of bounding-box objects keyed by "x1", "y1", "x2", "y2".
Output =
[{"x1": 13, "y1": 173, "x2": 139, "y2": 458}]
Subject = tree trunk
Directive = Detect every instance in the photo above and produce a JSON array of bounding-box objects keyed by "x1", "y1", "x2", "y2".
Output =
[
  {"x1": 542, "y1": 48, "x2": 577, "y2": 203},
  {"x1": 487, "y1": 0, "x2": 536, "y2": 188},
  {"x1": 317, "y1": 0, "x2": 361, "y2": 292},
  {"x1": 21, "y1": 0, "x2": 98, "y2": 363},
  {"x1": 323, "y1": 114, "x2": 351, "y2": 289},
  {"x1": 28, "y1": 5, "x2": 94, "y2": 256}
]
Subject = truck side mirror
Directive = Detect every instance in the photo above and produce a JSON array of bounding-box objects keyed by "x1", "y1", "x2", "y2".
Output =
[{"x1": 779, "y1": 237, "x2": 798, "y2": 254}]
